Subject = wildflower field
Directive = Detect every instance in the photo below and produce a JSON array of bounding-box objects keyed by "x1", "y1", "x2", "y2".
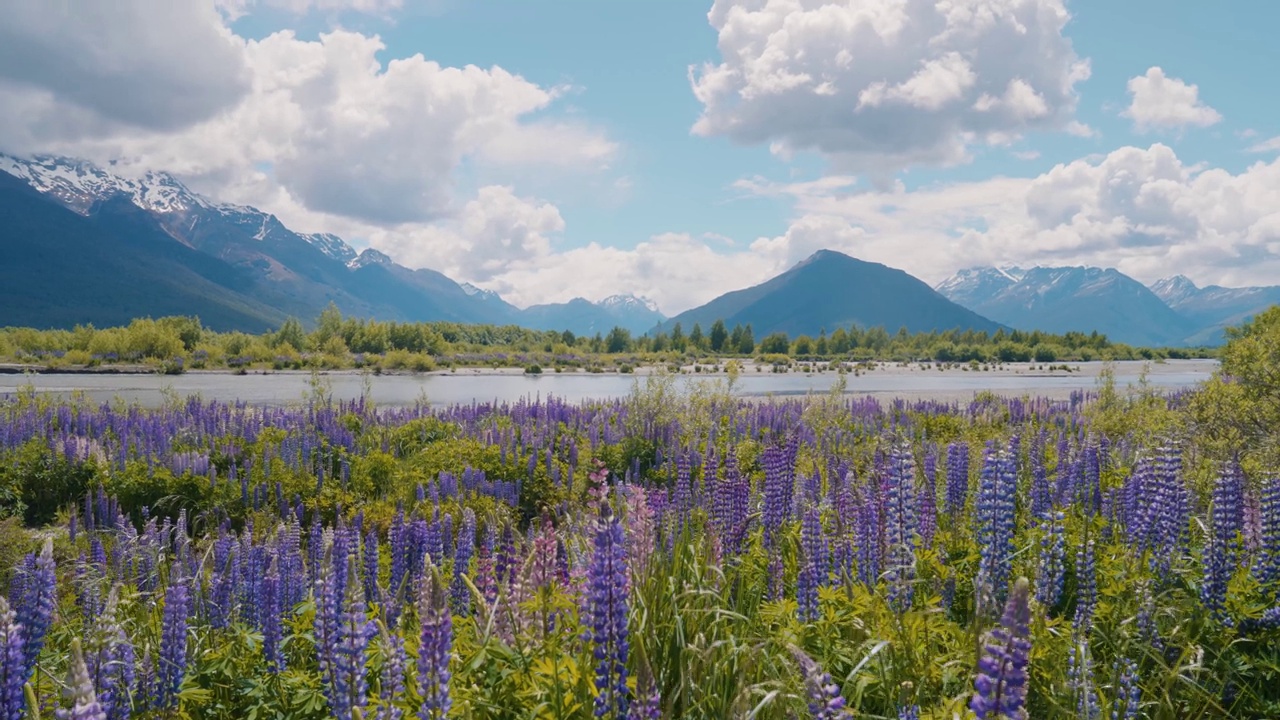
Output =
[{"x1": 0, "y1": 311, "x2": 1278, "y2": 719}]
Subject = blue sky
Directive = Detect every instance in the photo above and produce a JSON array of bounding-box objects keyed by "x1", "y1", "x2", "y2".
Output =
[{"x1": 2, "y1": 0, "x2": 1279, "y2": 313}]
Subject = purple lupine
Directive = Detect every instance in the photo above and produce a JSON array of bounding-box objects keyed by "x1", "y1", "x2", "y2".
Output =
[
  {"x1": 919, "y1": 446, "x2": 938, "y2": 549},
  {"x1": 376, "y1": 623, "x2": 407, "y2": 720},
  {"x1": 855, "y1": 496, "x2": 882, "y2": 589},
  {"x1": 945, "y1": 442, "x2": 970, "y2": 520},
  {"x1": 1029, "y1": 436, "x2": 1051, "y2": 523},
  {"x1": 157, "y1": 573, "x2": 190, "y2": 711},
  {"x1": 898, "y1": 705, "x2": 920, "y2": 720},
  {"x1": 1111, "y1": 657, "x2": 1140, "y2": 720},
  {"x1": 261, "y1": 560, "x2": 284, "y2": 672},
  {"x1": 476, "y1": 523, "x2": 497, "y2": 609},
  {"x1": 884, "y1": 443, "x2": 917, "y2": 612},
  {"x1": 1067, "y1": 637, "x2": 1101, "y2": 720},
  {"x1": 417, "y1": 567, "x2": 452, "y2": 720},
  {"x1": 791, "y1": 648, "x2": 850, "y2": 720},
  {"x1": 975, "y1": 445, "x2": 1017, "y2": 608},
  {"x1": 1203, "y1": 461, "x2": 1245, "y2": 622},
  {"x1": 1073, "y1": 540, "x2": 1097, "y2": 633},
  {"x1": 15, "y1": 539, "x2": 56, "y2": 683},
  {"x1": 1255, "y1": 475, "x2": 1280, "y2": 585},
  {"x1": 451, "y1": 510, "x2": 476, "y2": 615},
  {"x1": 797, "y1": 506, "x2": 822, "y2": 623},
  {"x1": 58, "y1": 639, "x2": 106, "y2": 720},
  {"x1": 970, "y1": 577, "x2": 1032, "y2": 720},
  {"x1": 329, "y1": 558, "x2": 374, "y2": 720},
  {"x1": 0, "y1": 597, "x2": 25, "y2": 720},
  {"x1": 84, "y1": 587, "x2": 132, "y2": 720},
  {"x1": 364, "y1": 530, "x2": 382, "y2": 609},
  {"x1": 1034, "y1": 511, "x2": 1065, "y2": 610},
  {"x1": 762, "y1": 442, "x2": 795, "y2": 547},
  {"x1": 588, "y1": 502, "x2": 630, "y2": 719}
]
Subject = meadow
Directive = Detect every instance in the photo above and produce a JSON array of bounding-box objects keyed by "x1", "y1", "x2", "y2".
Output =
[{"x1": 0, "y1": 310, "x2": 1276, "y2": 719}]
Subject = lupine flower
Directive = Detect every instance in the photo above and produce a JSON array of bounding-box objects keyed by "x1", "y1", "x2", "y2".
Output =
[
  {"x1": 1254, "y1": 475, "x2": 1280, "y2": 585},
  {"x1": 1203, "y1": 461, "x2": 1245, "y2": 622},
  {"x1": 157, "y1": 572, "x2": 190, "y2": 711},
  {"x1": 588, "y1": 502, "x2": 630, "y2": 719},
  {"x1": 919, "y1": 446, "x2": 938, "y2": 549},
  {"x1": 898, "y1": 704, "x2": 921, "y2": 720},
  {"x1": 84, "y1": 587, "x2": 132, "y2": 720},
  {"x1": 16, "y1": 539, "x2": 56, "y2": 682},
  {"x1": 884, "y1": 443, "x2": 917, "y2": 612},
  {"x1": 975, "y1": 446, "x2": 1017, "y2": 608},
  {"x1": 451, "y1": 509, "x2": 476, "y2": 615},
  {"x1": 856, "y1": 495, "x2": 882, "y2": 589},
  {"x1": 1068, "y1": 636, "x2": 1101, "y2": 720},
  {"x1": 762, "y1": 442, "x2": 795, "y2": 547},
  {"x1": 970, "y1": 577, "x2": 1032, "y2": 720},
  {"x1": 57, "y1": 639, "x2": 106, "y2": 720},
  {"x1": 1034, "y1": 511, "x2": 1065, "y2": 609},
  {"x1": 417, "y1": 566, "x2": 452, "y2": 720},
  {"x1": 475, "y1": 523, "x2": 497, "y2": 609},
  {"x1": 945, "y1": 442, "x2": 969, "y2": 519},
  {"x1": 791, "y1": 648, "x2": 850, "y2": 720},
  {"x1": 1073, "y1": 540, "x2": 1097, "y2": 633},
  {"x1": 261, "y1": 560, "x2": 284, "y2": 672},
  {"x1": 364, "y1": 530, "x2": 382, "y2": 609},
  {"x1": 0, "y1": 597, "x2": 25, "y2": 720},
  {"x1": 330, "y1": 558, "x2": 374, "y2": 720},
  {"x1": 1111, "y1": 657, "x2": 1140, "y2": 720},
  {"x1": 376, "y1": 622, "x2": 406, "y2": 720}
]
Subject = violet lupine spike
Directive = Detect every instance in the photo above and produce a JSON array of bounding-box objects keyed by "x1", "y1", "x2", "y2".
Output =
[
  {"x1": 589, "y1": 502, "x2": 631, "y2": 719},
  {"x1": 1067, "y1": 637, "x2": 1101, "y2": 720},
  {"x1": 376, "y1": 622, "x2": 407, "y2": 720},
  {"x1": 884, "y1": 443, "x2": 917, "y2": 612},
  {"x1": 57, "y1": 639, "x2": 106, "y2": 720},
  {"x1": 945, "y1": 442, "x2": 970, "y2": 520},
  {"x1": 16, "y1": 538, "x2": 56, "y2": 685},
  {"x1": 417, "y1": 566, "x2": 452, "y2": 720},
  {"x1": 84, "y1": 587, "x2": 131, "y2": 720},
  {"x1": 451, "y1": 509, "x2": 476, "y2": 616},
  {"x1": 762, "y1": 442, "x2": 794, "y2": 548},
  {"x1": 1255, "y1": 475, "x2": 1280, "y2": 586},
  {"x1": 1034, "y1": 511, "x2": 1065, "y2": 609},
  {"x1": 0, "y1": 597, "x2": 25, "y2": 720},
  {"x1": 1204, "y1": 461, "x2": 1246, "y2": 623},
  {"x1": 364, "y1": 530, "x2": 382, "y2": 610},
  {"x1": 918, "y1": 445, "x2": 938, "y2": 550},
  {"x1": 329, "y1": 557, "x2": 374, "y2": 720},
  {"x1": 1073, "y1": 540, "x2": 1097, "y2": 633},
  {"x1": 261, "y1": 559, "x2": 284, "y2": 672},
  {"x1": 157, "y1": 572, "x2": 190, "y2": 711},
  {"x1": 970, "y1": 577, "x2": 1032, "y2": 720},
  {"x1": 791, "y1": 648, "x2": 851, "y2": 720},
  {"x1": 975, "y1": 446, "x2": 1017, "y2": 608}
]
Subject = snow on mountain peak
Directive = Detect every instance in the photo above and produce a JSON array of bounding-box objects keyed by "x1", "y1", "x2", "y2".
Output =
[
  {"x1": 303, "y1": 233, "x2": 357, "y2": 262},
  {"x1": 599, "y1": 294, "x2": 661, "y2": 315},
  {"x1": 348, "y1": 248, "x2": 393, "y2": 269},
  {"x1": 0, "y1": 153, "x2": 211, "y2": 215},
  {"x1": 460, "y1": 282, "x2": 504, "y2": 302}
]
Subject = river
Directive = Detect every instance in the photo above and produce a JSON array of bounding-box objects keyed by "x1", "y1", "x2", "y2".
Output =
[{"x1": 0, "y1": 359, "x2": 1217, "y2": 407}]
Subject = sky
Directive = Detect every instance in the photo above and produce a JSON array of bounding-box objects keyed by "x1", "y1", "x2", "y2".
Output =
[{"x1": 1, "y1": 0, "x2": 1278, "y2": 315}]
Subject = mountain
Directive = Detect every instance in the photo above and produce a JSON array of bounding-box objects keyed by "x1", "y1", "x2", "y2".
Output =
[
  {"x1": 660, "y1": 250, "x2": 1003, "y2": 338},
  {"x1": 1150, "y1": 275, "x2": 1280, "y2": 345},
  {"x1": 0, "y1": 171, "x2": 285, "y2": 331},
  {"x1": 0, "y1": 153, "x2": 517, "y2": 331},
  {"x1": 519, "y1": 294, "x2": 665, "y2": 335},
  {"x1": 935, "y1": 266, "x2": 1197, "y2": 346}
]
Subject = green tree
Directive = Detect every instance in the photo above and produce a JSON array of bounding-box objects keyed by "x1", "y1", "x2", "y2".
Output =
[
  {"x1": 670, "y1": 323, "x2": 686, "y2": 352},
  {"x1": 689, "y1": 323, "x2": 704, "y2": 351},
  {"x1": 274, "y1": 317, "x2": 307, "y2": 351},
  {"x1": 1190, "y1": 305, "x2": 1280, "y2": 468},
  {"x1": 605, "y1": 326, "x2": 632, "y2": 354},
  {"x1": 738, "y1": 324, "x2": 755, "y2": 354},
  {"x1": 760, "y1": 332, "x2": 790, "y2": 354},
  {"x1": 709, "y1": 319, "x2": 728, "y2": 352}
]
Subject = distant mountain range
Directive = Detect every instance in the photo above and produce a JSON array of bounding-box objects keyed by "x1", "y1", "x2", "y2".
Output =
[
  {"x1": 2, "y1": 153, "x2": 1276, "y2": 346},
  {"x1": 934, "y1": 265, "x2": 1280, "y2": 347},
  {"x1": 660, "y1": 249, "x2": 1004, "y2": 337},
  {"x1": 0, "y1": 154, "x2": 665, "y2": 336}
]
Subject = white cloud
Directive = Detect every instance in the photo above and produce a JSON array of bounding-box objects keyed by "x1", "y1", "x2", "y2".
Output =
[
  {"x1": 746, "y1": 143, "x2": 1280, "y2": 289},
  {"x1": 1122, "y1": 67, "x2": 1222, "y2": 132},
  {"x1": 2, "y1": 20, "x2": 616, "y2": 226},
  {"x1": 0, "y1": 0, "x2": 248, "y2": 142},
  {"x1": 1247, "y1": 136, "x2": 1280, "y2": 154},
  {"x1": 689, "y1": 0, "x2": 1090, "y2": 175},
  {"x1": 215, "y1": 0, "x2": 417, "y2": 20}
]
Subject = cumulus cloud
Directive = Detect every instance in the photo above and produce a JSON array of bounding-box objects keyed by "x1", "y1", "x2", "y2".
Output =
[
  {"x1": 689, "y1": 0, "x2": 1090, "y2": 174},
  {"x1": 2, "y1": 19, "x2": 616, "y2": 225},
  {"x1": 1247, "y1": 136, "x2": 1280, "y2": 154},
  {"x1": 0, "y1": 0, "x2": 248, "y2": 141},
  {"x1": 748, "y1": 143, "x2": 1280, "y2": 289},
  {"x1": 1122, "y1": 67, "x2": 1222, "y2": 132}
]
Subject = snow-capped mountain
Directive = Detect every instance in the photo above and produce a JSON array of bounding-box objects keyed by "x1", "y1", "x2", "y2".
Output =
[
  {"x1": 599, "y1": 294, "x2": 661, "y2": 315},
  {"x1": 0, "y1": 153, "x2": 212, "y2": 215},
  {"x1": 303, "y1": 233, "x2": 357, "y2": 263},
  {"x1": 933, "y1": 266, "x2": 1024, "y2": 310},
  {"x1": 460, "y1": 282, "x2": 505, "y2": 303},
  {"x1": 1150, "y1": 275, "x2": 1280, "y2": 344},
  {"x1": 347, "y1": 248, "x2": 392, "y2": 269},
  {"x1": 937, "y1": 265, "x2": 1197, "y2": 346}
]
